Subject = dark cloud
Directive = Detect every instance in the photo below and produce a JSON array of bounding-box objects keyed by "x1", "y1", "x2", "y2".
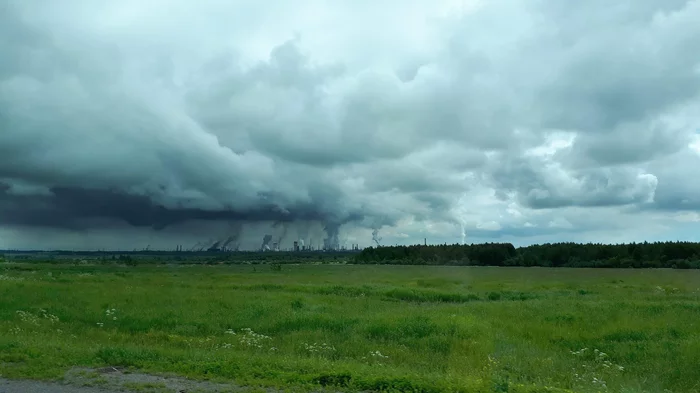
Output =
[{"x1": 0, "y1": 183, "x2": 333, "y2": 229}]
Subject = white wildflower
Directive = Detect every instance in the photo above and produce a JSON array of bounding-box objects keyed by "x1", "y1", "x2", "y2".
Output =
[
  {"x1": 303, "y1": 342, "x2": 336, "y2": 354},
  {"x1": 0, "y1": 274, "x2": 24, "y2": 282},
  {"x1": 39, "y1": 309, "x2": 59, "y2": 323},
  {"x1": 16, "y1": 310, "x2": 40, "y2": 325},
  {"x1": 238, "y1": 328, "x2": 272, "y2": 348},
  {"x1": 570, "y1": 348, "x2": 588, "y2": 356}
]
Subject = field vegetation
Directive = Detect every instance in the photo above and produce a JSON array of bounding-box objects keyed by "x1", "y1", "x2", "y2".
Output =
[{"x1": 1, "y1": 261, "x2": 699, "y2": 392}]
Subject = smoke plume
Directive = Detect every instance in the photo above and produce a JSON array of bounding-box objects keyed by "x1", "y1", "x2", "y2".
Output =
[
  {"x1": 372, "y1": 228, "x2": 383, "y2": 247},
  {"x1": 260, "y1": 234, "x2": 273, "y2": 251}
]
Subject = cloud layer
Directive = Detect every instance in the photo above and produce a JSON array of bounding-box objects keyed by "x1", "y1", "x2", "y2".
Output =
[{"x1": 1, "y1": 0, "x2": 700, "y2": 250}]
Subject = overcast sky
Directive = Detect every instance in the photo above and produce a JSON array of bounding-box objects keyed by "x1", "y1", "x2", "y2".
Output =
[{"x1": 1, "y1": 0, "x2": 700, "y2": 251}]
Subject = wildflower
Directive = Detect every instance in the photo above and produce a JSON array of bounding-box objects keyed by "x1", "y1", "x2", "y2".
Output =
[
  {"x1": 592, "y1": 377, "x2": 607, "y2": 389},
  {"x1": 39, "y1": 309, "x2": 59, "y2": 323},
  {"x1": 570, "y1": 348, "x2": 588, "y2": 356},
  {"x1": 303, "y1": 342, "x2": 336, "y2": 354},
  {"x1": 0, "y1": 274, "x2": 24, "y2": 282},
  {"x1": 369, "y1": 350, "x2": 388, "y2": 359},
  {"x1": 16, "y1": 310, "x2": 40, "y2": 325},
  {"x1": 238, "y1": 328, "x2": 272, "y2": 348}
]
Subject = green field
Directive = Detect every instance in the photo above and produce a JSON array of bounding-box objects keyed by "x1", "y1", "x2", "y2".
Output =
[{"x1": 1, "y1": 262, "x2": 699, "y2": 392}]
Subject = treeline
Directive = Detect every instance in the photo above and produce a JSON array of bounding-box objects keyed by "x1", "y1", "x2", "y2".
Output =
[{"x1": 353, "y1": 241, "x2": 700, "y2": 269}]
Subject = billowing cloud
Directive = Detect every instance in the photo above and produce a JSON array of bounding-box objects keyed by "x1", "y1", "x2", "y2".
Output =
[{"x1": 1, "y1": 0, "x2": 699, "y2": 250}]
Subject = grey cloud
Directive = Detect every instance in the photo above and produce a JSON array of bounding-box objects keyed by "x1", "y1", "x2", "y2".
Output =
[
  {"x1": 1, "y1": 0, "x2": 699, "y2": 249},
  {"x1": 645, "y1": 149, "x2": 700, "y2": 211},
  {"x1": 541, "y1": 1, "x2": 700, "y2": 134},
  {"x1": 0, "y1": 24, "x2": 381, "y2": 232},
  {"x1": 564, "y1": 121, "x2": 691, "y2": 167},
  {"x1": 445, "y1": 0, "x2": 700, "y2": 149},
  {"x1": 488, "y1": 156, "x2": 658, "y2": 209},
  {"x1": 463, "y1": 0, "x2": 700, "y2": 214}
]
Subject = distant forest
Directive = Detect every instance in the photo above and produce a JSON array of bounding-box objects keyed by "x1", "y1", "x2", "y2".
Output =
[{"x1": 354, "y1": 241, "x2": 700, "y2": 269}]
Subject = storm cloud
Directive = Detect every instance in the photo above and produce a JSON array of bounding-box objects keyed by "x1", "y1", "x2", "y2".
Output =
[{"x1": 1, "y1": 0, "x2": 700, "y2": 250}]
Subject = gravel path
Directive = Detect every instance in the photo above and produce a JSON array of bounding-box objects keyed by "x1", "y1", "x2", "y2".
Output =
[
  {"x1": 0, "y1": 378, "x2": 109, "y2": 393},
  {"x1": 0, "y1": 367, "x2": 267, "y2": 393}
]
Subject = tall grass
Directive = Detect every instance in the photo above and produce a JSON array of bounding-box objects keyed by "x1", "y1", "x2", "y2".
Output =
[{"x1": 1, "y1": 263, "x2": 699, "y2": 392}]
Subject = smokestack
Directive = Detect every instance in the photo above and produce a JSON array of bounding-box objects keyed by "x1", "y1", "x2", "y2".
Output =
[{"x1": 424, "y1": 238, "x2": 427, "y2": 246}]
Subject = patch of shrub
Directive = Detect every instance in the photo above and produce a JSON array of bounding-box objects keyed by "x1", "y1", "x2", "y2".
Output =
[{"x1": 315, "y1": 372, "x2": 352, "y2": 387}]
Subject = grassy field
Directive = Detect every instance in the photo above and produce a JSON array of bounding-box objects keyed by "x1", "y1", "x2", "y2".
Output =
[{"x1": 1, "y1": 262, "x2": 699, "y2": 393}]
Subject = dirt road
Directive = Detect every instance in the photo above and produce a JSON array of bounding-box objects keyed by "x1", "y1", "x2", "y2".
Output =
[
  {"x1": 0, "y1": 367, "x2": 262, "y2": 393},
  {"x1": 0, "y1": 378, "x2": 110, "y2": 393}
]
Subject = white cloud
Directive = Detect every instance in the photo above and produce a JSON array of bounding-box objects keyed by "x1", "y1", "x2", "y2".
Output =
[
  {"x1": 674, "y1": 212, "x2": 700, "y2": 222},
  {"x1": 690, "y1": 135, "x2": 700, "y2": 154}
]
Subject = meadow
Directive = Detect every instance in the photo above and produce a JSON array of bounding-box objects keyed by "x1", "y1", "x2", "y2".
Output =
[{"x1": 1, "y1": 261, "x2": 699, "y2": 392}]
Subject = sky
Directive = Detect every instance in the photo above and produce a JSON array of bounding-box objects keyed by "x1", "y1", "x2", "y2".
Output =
[{"x1": 1, "y1": 0, "x2": 700, "y2": 251}]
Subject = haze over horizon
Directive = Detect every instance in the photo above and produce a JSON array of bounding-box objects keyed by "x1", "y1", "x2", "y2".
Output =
[{"x1": 1, "y1": 0, "x2": 700, "y2": 251}]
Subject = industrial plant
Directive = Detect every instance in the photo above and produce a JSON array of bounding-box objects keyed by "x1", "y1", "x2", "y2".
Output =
[{"x1": 177, "y1": 234, "x2": 363, "y2": 253}]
